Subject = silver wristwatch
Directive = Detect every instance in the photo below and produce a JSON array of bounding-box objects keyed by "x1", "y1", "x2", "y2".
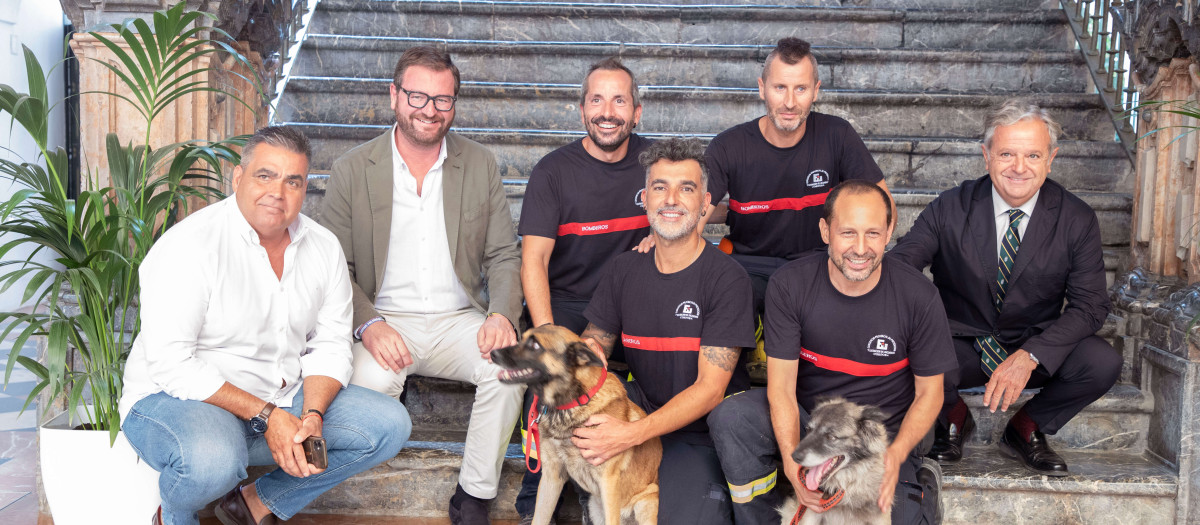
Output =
[
  {"x1": 1026, "y1": 352, "x2": 1040, "y2": 366},
  {"x1": 250, "y1": 402, "x2": 276, "y2": 433}
]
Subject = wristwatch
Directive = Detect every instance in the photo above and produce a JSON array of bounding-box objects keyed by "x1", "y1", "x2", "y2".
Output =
[
  {"x1": 251, "y1": 402, "x2": 276, "y2": 433},
  {"x1": 1026, "y1": 352, "x2": 1040, "y2": 366}
]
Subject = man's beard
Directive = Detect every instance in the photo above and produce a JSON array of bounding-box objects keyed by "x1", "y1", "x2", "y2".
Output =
[
  {"x1": 586, "y1": 115, "x2": 635, "y2": 152},
  {"x1": 649, "y1": 205, "x2": 700, "y2": 241},
  {"x1": 766, "y1": 104, "x2": 808, "y2": 133},
  {"x1": 830, "y1": 250, "x2": 880, "y2": 282},
  {"x1": 396, "y1": 110, "x2": 452, "y2": 147}
]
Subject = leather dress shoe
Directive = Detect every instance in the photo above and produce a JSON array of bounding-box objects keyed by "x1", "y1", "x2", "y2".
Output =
[
  {"x1": 214, "y1": 486, "x2": 278, "y2": 525},
  {"x1": 449, "y1": 483, "x2": 492, "y2": 525},
  {"x1": 998, "y1": 423, "x2": 1069, "y2": 477},
  {"x1": 927, "y1": 410, "x2": 974, "y2": 464}
]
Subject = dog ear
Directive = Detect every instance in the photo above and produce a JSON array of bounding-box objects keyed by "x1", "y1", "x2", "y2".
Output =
[
  {"x1": 857, "y1": 406, "x2": 888, "y2": 438},
  {"x1": 860, "y1": 405, "x2": 886, "y2": 423},
  {"x1": 569, "y1": 342, "x2": 606, "y2": 368}
]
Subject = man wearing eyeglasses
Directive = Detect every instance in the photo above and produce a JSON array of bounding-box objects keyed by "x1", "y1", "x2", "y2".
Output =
[{"x1": 320, "y1": 46, "x2": 523, "y2": 525}]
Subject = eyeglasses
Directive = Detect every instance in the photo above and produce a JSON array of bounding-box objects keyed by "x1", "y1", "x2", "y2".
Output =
[{"x1": 396, "y1": 85, "x2": 457, "y2": 112}]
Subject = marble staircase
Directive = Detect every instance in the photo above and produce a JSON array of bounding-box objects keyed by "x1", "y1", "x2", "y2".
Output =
[{"x1": 273, "y1": 0, "x2": 1169, "y2": 522}]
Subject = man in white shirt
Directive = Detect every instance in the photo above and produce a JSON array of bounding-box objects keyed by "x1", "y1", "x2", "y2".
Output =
[
  {"x1": 121, "y1": 126, "x2": 411, "y2": 525},
  {"x1": 320, "y1": 46, "x2": 524, "y2": 525}
]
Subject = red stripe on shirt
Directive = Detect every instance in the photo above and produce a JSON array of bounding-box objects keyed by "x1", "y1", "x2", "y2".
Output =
[
  {"x1": 622, "y1": 333, "x2": 702, "y2": 352},
  {"x1": 728, "y1": 193, "x2": 829, "y2": 214},
  {"x1": 799, "y1": 347, "x2": 908, "y2": 377},
  {"x1": 557, "y1": 215, "x2": 650, "y2": 236}
]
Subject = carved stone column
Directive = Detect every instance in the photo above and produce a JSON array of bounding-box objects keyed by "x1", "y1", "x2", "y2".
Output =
[
  {"x1": 68, "y1": 33, "x2": 265, "y2": 195},
  {"x1": 1131, "y1": 58, "x2": 1200, "y2": 282}
]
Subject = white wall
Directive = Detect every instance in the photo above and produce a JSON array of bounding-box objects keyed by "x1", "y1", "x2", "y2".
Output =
[{"x1": 0, "y1": 0, "x2": 66, "y2": 313}]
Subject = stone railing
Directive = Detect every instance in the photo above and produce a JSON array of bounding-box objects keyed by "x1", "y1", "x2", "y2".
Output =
[
  {"x1": 1060, "y1": 0, "x2": 1137, "y2": 157},
  {"x1": 213, "y1": 0, "x2": 318, "y2": 110},
  {"x1": 1110, "y1": 267, "x2": 1200, "y2": 522}
]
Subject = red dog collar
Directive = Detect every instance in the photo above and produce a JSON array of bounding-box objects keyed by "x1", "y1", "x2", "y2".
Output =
[
  {"x1": 525, "y1": 369, "x2": 610, "y2": 474},
  {"x1": 789, "y1": 465, "x2": 845, "y2": 525},
  {"x1": 554, "y1": 369, "x2": 608, "y2": 410}
]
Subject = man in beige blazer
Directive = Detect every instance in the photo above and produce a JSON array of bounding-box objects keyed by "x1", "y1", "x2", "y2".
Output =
[{"x1": 319, "y1": 46, "x2": 523, "y2": 525}]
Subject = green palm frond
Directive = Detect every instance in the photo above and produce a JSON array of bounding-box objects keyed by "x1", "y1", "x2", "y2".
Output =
[{"x1": 0, "y1": 5, "x2": 251, "y2": 440}]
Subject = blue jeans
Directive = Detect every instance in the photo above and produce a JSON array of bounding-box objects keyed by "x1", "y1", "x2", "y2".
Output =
[{"x1": 123, "y1": 385, "x2": 411, "y2": 525}]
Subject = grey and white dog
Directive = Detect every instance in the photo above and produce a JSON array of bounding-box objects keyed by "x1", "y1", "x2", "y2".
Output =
[{"x1": 778, "y1": 398, "x2": 890, "y2": 525}]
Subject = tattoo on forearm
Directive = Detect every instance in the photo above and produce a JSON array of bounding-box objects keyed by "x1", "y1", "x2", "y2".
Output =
[
  {"x1": 702, "y1": 345, "x2": 738, "y2": 373},
  {"x1": 581, "y1": 323, "x2": 617, "y2": 356}
]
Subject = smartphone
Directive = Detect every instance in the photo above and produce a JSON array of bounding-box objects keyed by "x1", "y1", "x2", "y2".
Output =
[{"x1": 303, "y1": 436, "x2": 328, "y2": 469}]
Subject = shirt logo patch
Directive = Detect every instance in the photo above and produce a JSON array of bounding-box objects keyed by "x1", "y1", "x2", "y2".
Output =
[
  {"x1": 675, "y1": 301, "x2": 701, "y2": 320},
  {"x1": 867, "y1": 335, "x2": 898, "y2": 357},
  {"x1": 635, "y1": 189, "x2": 646, "y2": 208},
  {"x1": 806, "y1": 169, "x2": 830, "y2": 188}
]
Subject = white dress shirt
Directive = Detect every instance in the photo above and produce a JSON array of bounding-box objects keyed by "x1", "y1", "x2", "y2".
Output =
[
  {"x1": 374, "y1": 128, "x2": 473, "y2": 315},
  {"x1": 992, "y1": 187, "x2": 1039, "y2": 256},
  {"x1": 119, "y1": 197, "x2": 354, "y2": 419}
]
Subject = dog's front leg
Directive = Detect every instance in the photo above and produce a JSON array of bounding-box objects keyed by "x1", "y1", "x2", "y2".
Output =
[
  {"x1": 533, "y1": 459, "x2": 567, "y2": 525},
  {"x1": 600, "y1": 471, "x2": 625, "y2": 525}
]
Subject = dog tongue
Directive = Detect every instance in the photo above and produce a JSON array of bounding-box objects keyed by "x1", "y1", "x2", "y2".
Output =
[{"x1": 805, "y1": 457, "x2": 837, "y2": 492}]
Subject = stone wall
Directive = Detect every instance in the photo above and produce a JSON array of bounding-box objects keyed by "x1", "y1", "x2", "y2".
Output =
[{"x1": 1111, "y1": 268, "x2": 1200, "y2": 523}]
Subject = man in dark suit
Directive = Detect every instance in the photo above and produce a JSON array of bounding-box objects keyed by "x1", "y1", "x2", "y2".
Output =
[{"x1": 888, "y1": 100, "x2": 1121, "y2": 476}]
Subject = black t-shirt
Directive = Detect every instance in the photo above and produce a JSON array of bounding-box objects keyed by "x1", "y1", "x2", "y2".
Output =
[
  {"x1": 706, "y1": 113, "x2": 884, "y2": 260},
  {"x1": 518, "y1": 135, "x2": 654, "y2": 301},
  {"x1": 585, "y1": 244, "x2": 757, "y2": 435},
  {"x1": 764, "y1": 254, "x2": 955, "y2": 436}
]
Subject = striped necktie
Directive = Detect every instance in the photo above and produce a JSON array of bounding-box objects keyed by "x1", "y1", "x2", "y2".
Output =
[{"x1": 976, "y1": 208, "x2": 1025, "y2": 376}]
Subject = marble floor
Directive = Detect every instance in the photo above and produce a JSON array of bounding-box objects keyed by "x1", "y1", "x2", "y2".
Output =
[
  {"x1": 0, "y1": 334, "x2": 562, "y2": 524},
  {"x1": 0, "y1": 426, "x2": 537, "y2": 524}
]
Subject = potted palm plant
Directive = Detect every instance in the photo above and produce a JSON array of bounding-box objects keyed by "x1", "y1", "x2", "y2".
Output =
[{"x1": 0, "y1": 4, "x2": 259, "y2": 523}]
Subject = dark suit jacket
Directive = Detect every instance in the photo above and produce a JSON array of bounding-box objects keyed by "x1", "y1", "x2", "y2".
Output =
[
  {"x1": 320, "y1": 130, "x2": 523, "y2": 330},
  {"x1": 888, "y1": 176, "x2": 1110, "y2": 375}
]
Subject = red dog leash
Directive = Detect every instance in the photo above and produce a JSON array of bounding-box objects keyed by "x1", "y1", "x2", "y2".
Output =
[
  {"x1": 789, "y1": 465, "x2": 845, "y2": 525},
  {"x1": 525, "y1": 369, "x2": 609, "y2": 474}
]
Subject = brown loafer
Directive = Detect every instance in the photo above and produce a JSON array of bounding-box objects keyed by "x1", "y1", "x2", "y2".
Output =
[{"x1": 214, "y1": 486, "x2": 278, "y2": 525}]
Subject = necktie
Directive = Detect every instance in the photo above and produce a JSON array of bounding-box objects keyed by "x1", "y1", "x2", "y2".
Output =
[{"x1": 976, "y1": 208, "x2": 1025, "y2": 376}]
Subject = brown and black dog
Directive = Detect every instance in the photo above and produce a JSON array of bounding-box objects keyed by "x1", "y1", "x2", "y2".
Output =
[{"x1": 492, "y1": 325, "x2": 661, "y2": 525}]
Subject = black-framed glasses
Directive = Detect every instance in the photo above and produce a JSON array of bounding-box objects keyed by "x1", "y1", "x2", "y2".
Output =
[{"x1": 396, "y1": 85, "x2": 457, "y2": 112}]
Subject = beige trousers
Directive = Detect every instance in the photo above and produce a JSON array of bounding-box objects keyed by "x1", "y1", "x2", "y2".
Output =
[{"x1": 350, "y1": 308, "x2": 524, "y2": 499}]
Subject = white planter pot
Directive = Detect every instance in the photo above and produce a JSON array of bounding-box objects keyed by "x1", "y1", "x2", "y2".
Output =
[{"x1": 39, "y1": 410, "x2": 161, "y2": 525}]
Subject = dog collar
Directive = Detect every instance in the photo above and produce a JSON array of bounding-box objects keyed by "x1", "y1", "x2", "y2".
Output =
[
  {"x1": 523, "y1": 369, "x2": 610, "y2": 476},
  {"x1": 554, "y1": 368, "x2": 608, "y2": 410},
  {"x1": 788, "y1": 465, "x2": 845, "y2": 525}
]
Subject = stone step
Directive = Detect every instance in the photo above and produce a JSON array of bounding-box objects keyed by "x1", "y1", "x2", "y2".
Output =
[
  {"x1": 280, "y1": 79, "x2": 1115, "y2": 141},
  {"x1": 942, "y1": 447, "x2": 1177, "y2": 524},
  {"x1": 279, "y1": 436, "x2": 1175, "y2": 521},
  {"x1": 298, "y1": 154, "x2": 1132, "y2": 250},
  {"x1": 299, "y1": 176, "x2": 1131, "y2": 283},
  {"x1": 295, "y1": 36, "x2": 1087, "y2": 93},
  {"x1": 240, "y1": 441, "x2": 545, "y2": 520},
  {"x1": 958, "y1": 384, "x2": 1151, "y2": 453},
  {"x1": 292, "y1": 124, "x2": 1132, "y2": 194},
  {"x1": 311, "y1": 0, "x2": 1071, "y2": 52},
  {"x1": 497, "y1": 0, "x2": 1058, "y2": 7},
  {"x1": 362, "y1": 364, "x2": 1144, "y2": 453}
]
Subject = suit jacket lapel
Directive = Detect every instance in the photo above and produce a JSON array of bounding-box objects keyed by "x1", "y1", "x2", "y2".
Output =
[
  {"x1": 367, "y1": 132, "x2": 394, "y2": 296},
  {"x1": 1008, "y1": 182, "x2": 1060, "y2": 286},
  {"x1": 968, "y1": 178, "x2": 999, "y2": 300},
  {"x1": 442, "y1": 134, "x2": 465, "y2": 261}
]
